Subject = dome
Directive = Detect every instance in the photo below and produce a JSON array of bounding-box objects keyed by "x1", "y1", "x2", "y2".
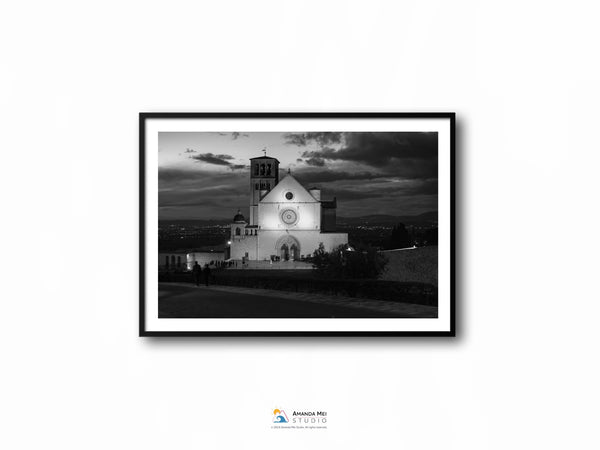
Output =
[{"x1": 233, "y1": 209, "x2": 245, "y2": 223}]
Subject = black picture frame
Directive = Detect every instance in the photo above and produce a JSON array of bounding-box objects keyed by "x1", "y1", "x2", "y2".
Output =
[{"x1": 140, "y1": 112, "x2": 455, "y2": 337}]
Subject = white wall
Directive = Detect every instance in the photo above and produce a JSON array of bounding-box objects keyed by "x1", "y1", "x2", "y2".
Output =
[
  {"x1": 2, "y1": 1, "x2": 600, "y2": 450},
  {"x1": 186, "y1": 252, "x2": 225, "y2": 270},
  {"x1": 158, "y1": 252, "x2": 186, "y2": 269},
  {"x1": 230, "y1": 235, "x2": 258, "y2": 260},
  {"x1": 258, "y1": 230, "x2": 348, "y2": 260},
  {"x1": 259, "y1": 175, "x2": 323, "y2": 230},
  {"x1": 259, "y1": 202, "x2": 322, "y2": 230}
]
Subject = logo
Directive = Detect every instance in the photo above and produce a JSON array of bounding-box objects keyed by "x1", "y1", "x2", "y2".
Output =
[
  {"x1": 271, "y1": 408, "x2": 328, "y2": 429},
  {"x1": 272, "y1": 409, "x2": 289, "y2": 423}
]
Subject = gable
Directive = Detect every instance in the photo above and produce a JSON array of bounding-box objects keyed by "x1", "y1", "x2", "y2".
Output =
[{"x1": 260, "y1": 174, "x2": 318, "y2": 204}]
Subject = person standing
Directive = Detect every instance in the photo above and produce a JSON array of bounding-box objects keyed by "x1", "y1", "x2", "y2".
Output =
[
  {"x1": 204, "y1": 263, "x2": 211, "y2": 287},
  {"x1": 192, "y1": 261, "x2": 202, "y2": 286}
]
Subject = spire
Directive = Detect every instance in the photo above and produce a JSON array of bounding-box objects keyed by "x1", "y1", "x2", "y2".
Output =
[{"x1": 262, "y1": 147, "x2": 267, "y2": 157}]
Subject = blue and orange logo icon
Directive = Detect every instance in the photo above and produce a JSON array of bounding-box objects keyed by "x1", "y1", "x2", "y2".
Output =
[{"x1": 273, "y1": 408, "x2": 289, "y2": 423}]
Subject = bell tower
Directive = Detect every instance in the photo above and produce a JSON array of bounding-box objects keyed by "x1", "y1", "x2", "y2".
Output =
[{"x1": 249, "y1": 154, "x2": 279, "y2": 225}]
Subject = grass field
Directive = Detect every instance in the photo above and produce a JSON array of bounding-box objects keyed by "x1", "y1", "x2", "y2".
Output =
[{"x1": 379, "y1": 246, "x2": 438, "y2": 286}]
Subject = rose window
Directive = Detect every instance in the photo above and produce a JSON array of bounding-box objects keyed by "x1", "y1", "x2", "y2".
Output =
[{"x1": 281, "y1": 209, "x2": 298, "y2": 225}]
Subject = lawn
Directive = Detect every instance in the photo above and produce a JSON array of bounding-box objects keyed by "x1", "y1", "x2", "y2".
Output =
[{"x1": 379, "y1": 246, "x2": 438, "y2": 286}]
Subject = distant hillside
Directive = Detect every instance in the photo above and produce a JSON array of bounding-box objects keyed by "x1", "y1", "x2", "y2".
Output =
[
  {"x1": 159, "y1": 219, "x2": 230, "y2": 226},
  {"x1": 160, "y1": 211, "x2": 437, "y2": 227},
  {"x1": 338, "y1": 211, "x2": 437, "y2": 226}
]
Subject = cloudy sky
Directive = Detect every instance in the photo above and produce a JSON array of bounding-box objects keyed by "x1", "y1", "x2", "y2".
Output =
[{"x1": 158, "y1": 132, "x2": 437, "y2": 220}]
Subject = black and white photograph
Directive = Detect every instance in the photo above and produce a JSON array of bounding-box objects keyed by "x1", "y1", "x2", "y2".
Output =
[
  {"x1": 140, "y1": 113, "x2": 455, "y2": 335},
  {"x1": 5, "y1": 1, "x2": 600, "y2": 449}
]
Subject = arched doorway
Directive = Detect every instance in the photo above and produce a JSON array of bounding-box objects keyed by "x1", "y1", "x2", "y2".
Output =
[
  {"x1": 275, "y1": 235, "x2": 300, "y2": 262},
  {"x1": 290, "y1": 244, "x2": 299, "y2": 260}
]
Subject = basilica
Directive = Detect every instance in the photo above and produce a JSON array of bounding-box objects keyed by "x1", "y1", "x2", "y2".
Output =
[{"x1": 229, "y1": 154, "x2": 348, "y2": 262}]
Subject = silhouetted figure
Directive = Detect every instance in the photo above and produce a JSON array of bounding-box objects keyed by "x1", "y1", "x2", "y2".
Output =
[
  {"x1": 204, "y1": 264, "x2": 211, "y2": 287},
  {"x1": 192, "y1": 261, "x2": 202, "y2": 286}
]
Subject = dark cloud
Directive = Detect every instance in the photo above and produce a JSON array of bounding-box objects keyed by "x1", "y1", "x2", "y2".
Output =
[
  {"x1": 332, "y1": 179, "x2": 438, "y2": 202},
  {"x1": 159, "y1": 167, "x2": 246, "y2": 188},
  {"x1": 191, "y1": 153, "x2": 233, "y2": 165},
  {"x1": 159, "y1": 167, "x2": 249, "y2": 219},
  {"x1": 159, "y1": 165, "x2": 436, "y2": 219},
  {"x1": 328, "y1": 188, "x2": 386, "y2": 201},
  {"x1": 159, "y1": 132, "x2": 438, "y2": 219},
  {"x1": 190, "y1": 153, "x2": 247, "y2": 170},
  {"x1": 299, "y1": 132, "x2": 438, "y2": 179},
  {"x1": 159, "y1": 167, "x2": 199, "y2": 184},
  {"x1": 284, "y1": 132, "x2": 343, "y2": 147},
  {"x1": 304, "y1": 157, "x2": 325, "y2": 167},
  {"x1": 293, "y1": 169, "x2": 390, "y2": 184}
]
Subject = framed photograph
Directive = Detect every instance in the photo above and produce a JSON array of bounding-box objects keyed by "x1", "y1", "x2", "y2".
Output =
[{"x1": 140, "y1": 113, "x2": 455, "y2": 336}]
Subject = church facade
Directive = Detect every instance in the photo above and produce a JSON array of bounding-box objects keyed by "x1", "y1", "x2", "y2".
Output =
[{"x1": 229, "y1": 155, "x2": 348, "y2": 262}]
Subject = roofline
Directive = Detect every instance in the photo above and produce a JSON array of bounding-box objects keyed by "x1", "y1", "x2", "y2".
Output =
[{"x1": 249, "y1": 156, "x2": 280, "y2": 162}]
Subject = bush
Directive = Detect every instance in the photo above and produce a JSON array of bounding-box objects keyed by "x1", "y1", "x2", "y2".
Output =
[
  {"x1": 388, "y1": 223, "x2": 413, "y2": 249},
  {"x1": 309, "y1": 243, "x2": 388, "y2": 279},
  {"x1": 380, "y1": 246, "x2": 438, "y2": 286},
  {"x1": 158, "y1": 266, "x2": 438, "y2": 307},
  {"x1": 213, "y1": 270, "x2": 437, "y2": 306},
  {"x1": 210, "y1": 271, "x2": 437, "y2": 306}
]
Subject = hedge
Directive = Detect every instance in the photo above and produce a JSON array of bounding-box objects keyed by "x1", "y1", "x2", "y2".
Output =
[{"x1": 159, "y1": 270, "x2": 437, "y2": 307}]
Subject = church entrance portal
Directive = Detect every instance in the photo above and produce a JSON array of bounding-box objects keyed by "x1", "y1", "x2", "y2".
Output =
[
  {"x1": 275, "y1": 235, "x2": 301, "y2": 261},
  {"x1": 290, "y1": 244, "x2": 299, "y2": 260},
  {"x1": 279, "y1": 244, "x2": 299, "y2": 261}
]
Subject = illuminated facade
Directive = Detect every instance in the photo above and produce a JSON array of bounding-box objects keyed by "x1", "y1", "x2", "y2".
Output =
[
  {"x1": 229, "y1": 155, "x2": 348, "y2": 261},
  {"x1": 186, "y1": 252, "x2": 225, "y2": 270}
]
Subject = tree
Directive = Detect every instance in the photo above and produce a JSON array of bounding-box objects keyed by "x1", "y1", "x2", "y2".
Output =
[
  {"x1": 423, "y1": 227, "x2": 438, "y2": 246},
  {"x1": 311, "y1": 242, "x2": 330, "y2": 271},
  {"x1": 388, "y1": 223, "x2": 413, "y2": 249},
  {"x1": 310, "y1": 242, "x2": 388, "y2": 279}
]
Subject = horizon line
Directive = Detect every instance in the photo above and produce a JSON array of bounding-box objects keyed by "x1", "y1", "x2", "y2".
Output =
[{"x1": 158, "y1": 211, "x2": 438, "y2": 222}]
